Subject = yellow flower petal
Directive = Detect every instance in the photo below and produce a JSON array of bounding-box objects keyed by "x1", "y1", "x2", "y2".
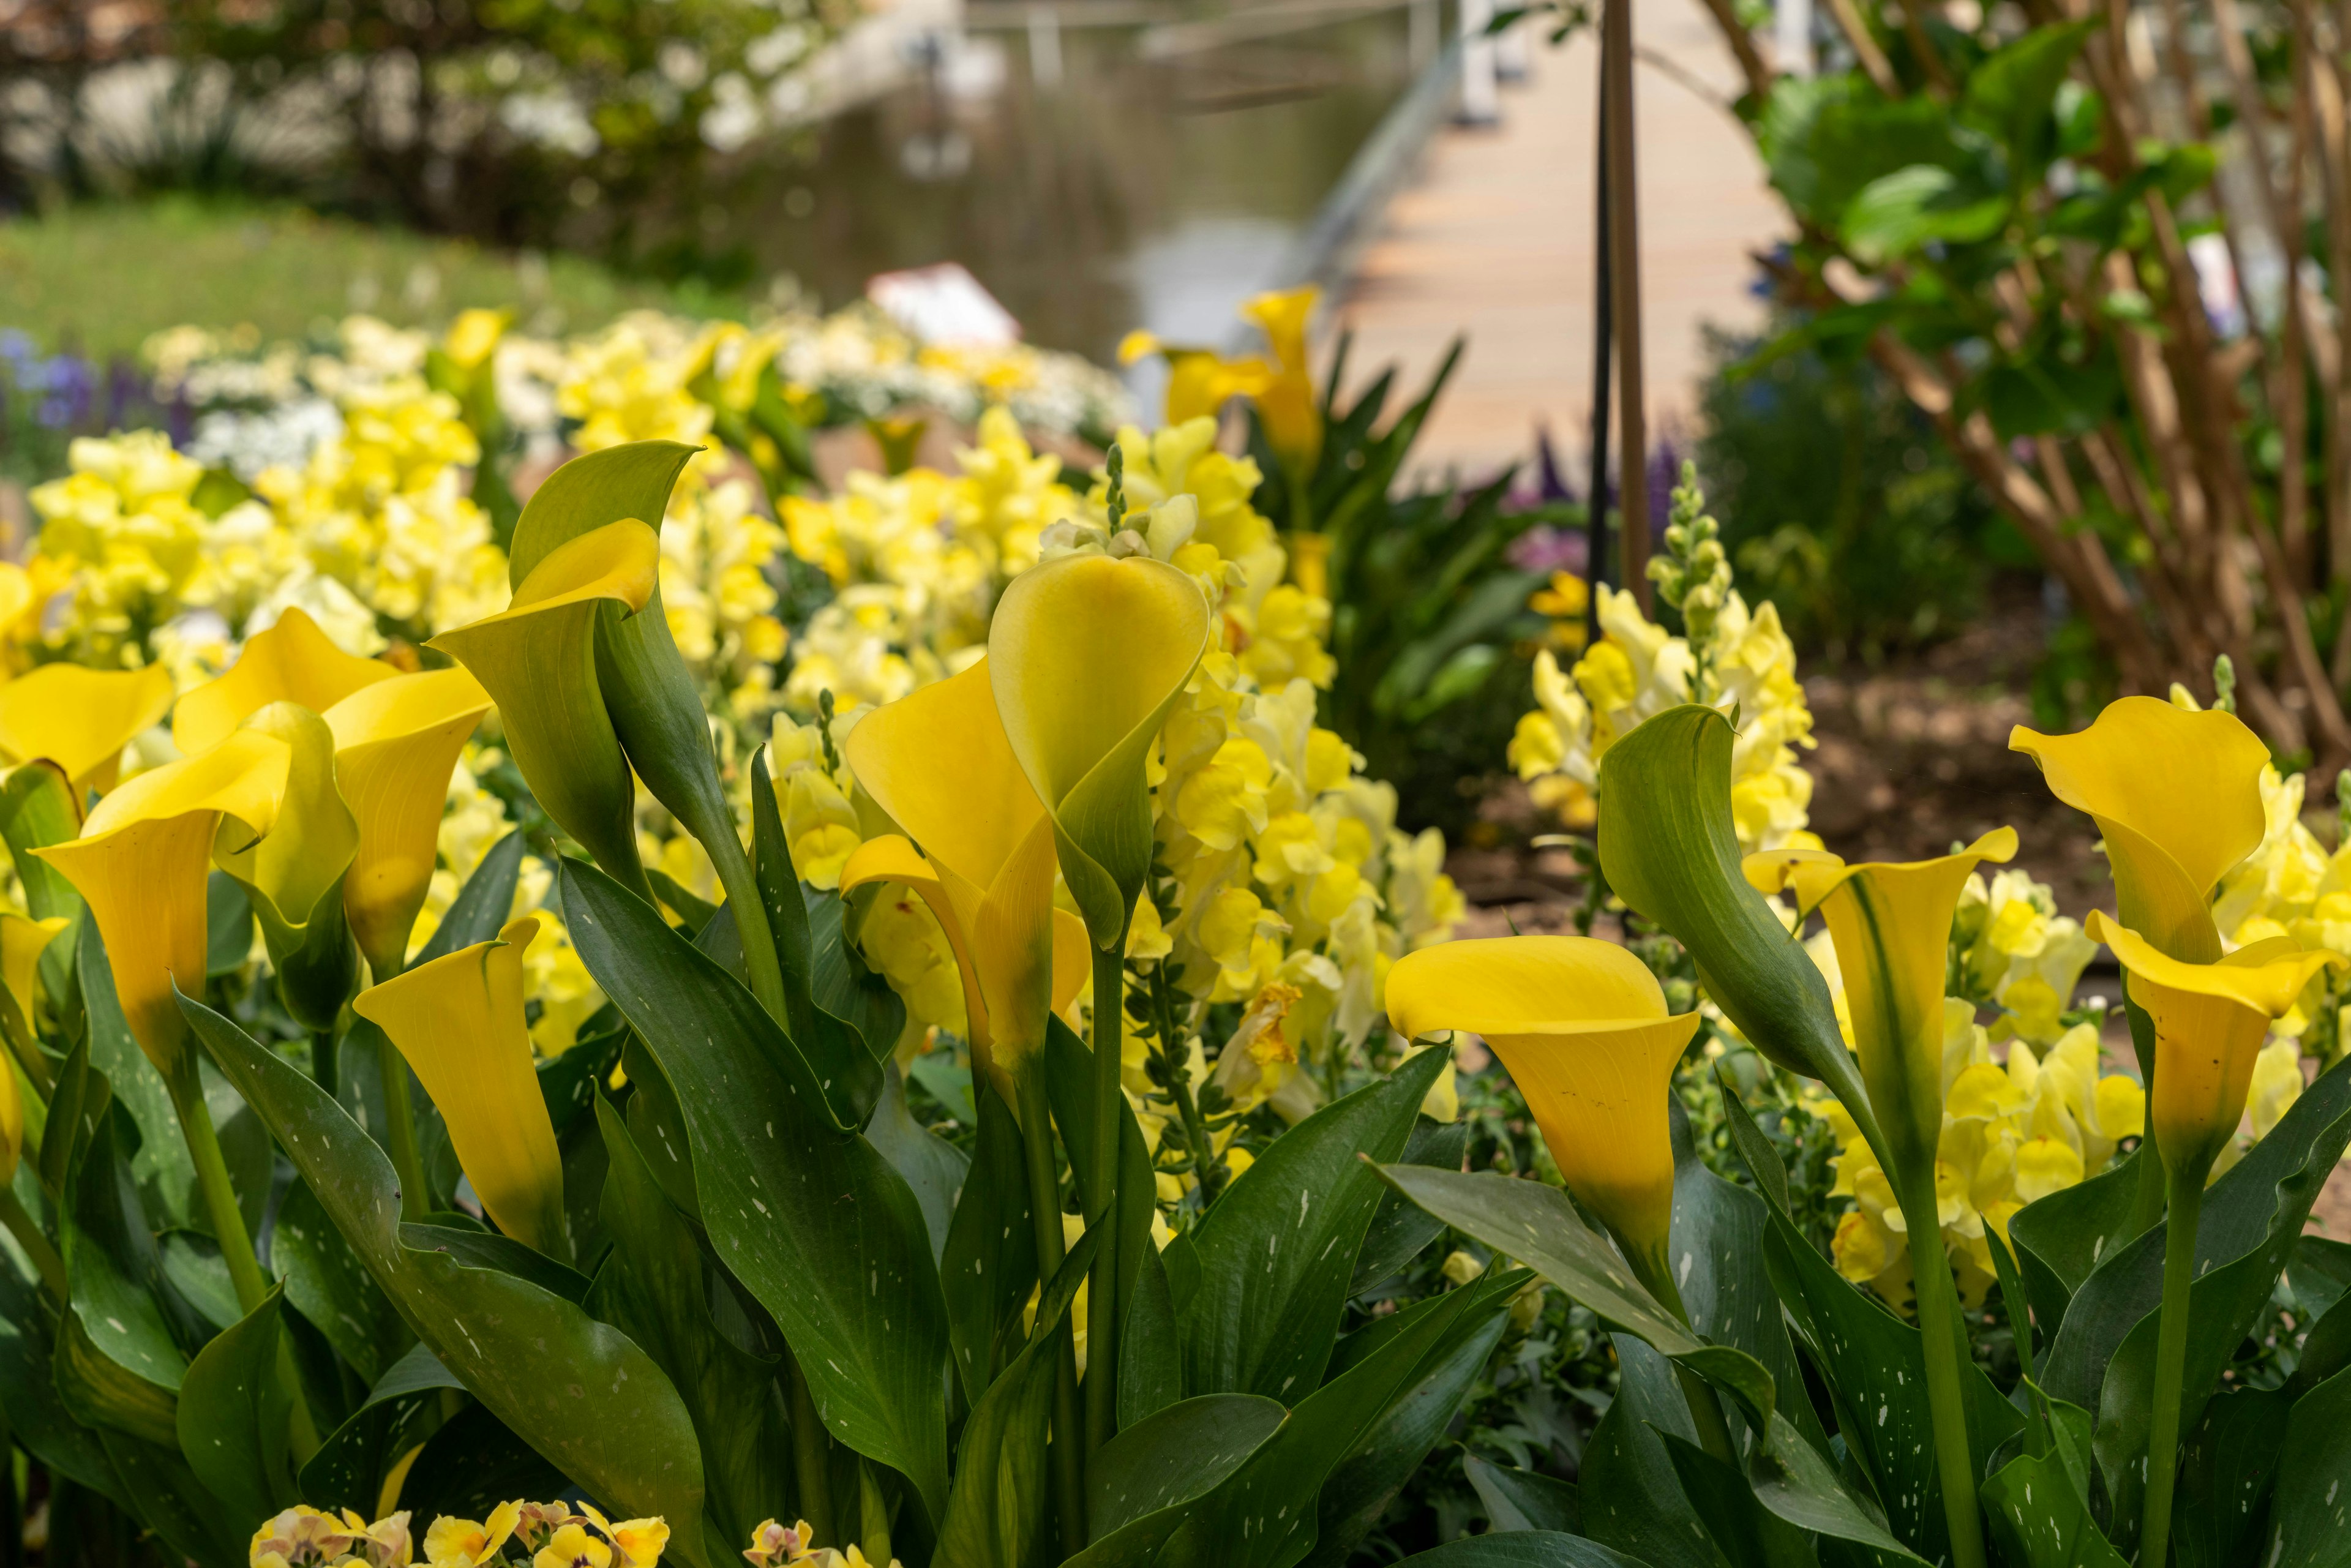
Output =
[
  {"x1": 34, "y1": 729, "x2": 290, "y2": 1070},
  {"x1": 1386, "y1": 935, "x2": 1697, "y2": 1270},
  {"x1": 173, "y1": 606, "x2": 397, "y2": 757},
  {"x1": 326, "y1": 667, "x2": 493, "y2": 978},
  {"x1": 2012, "y1": 697, "x2": 2269, "y2": 961},
  {"x1": 0, "y1": 912, "x2": 66, "y2": 1028},
  {"x1": 0, "y1": 662, "x2": 174, "y2": 792},
  {"x1": 2087, "y1": 909, "x2": 2344, "y2": 1173},
  {"x1": 989, "y1": 553, "x2": 1211, "y2": 944},
  {"x1": 352, "y1": 915, "x2": 569, "y2": 1255},
  {"x1": 429, "y1": 520, "x2": 659, "y2": 898}
]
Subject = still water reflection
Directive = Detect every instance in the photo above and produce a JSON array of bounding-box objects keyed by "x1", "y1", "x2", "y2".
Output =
[{"x1": 707, "y1": 10, "x2": 1425, "y2": 365}]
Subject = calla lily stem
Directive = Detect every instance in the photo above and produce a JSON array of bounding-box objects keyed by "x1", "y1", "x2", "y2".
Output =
[
  {"x1": 1018, "y1": 1067, "x2": 1087, "y2": 1554},
  {"x1": 168, "y1": 1052, "x2": 320, "y2": 1461},
  {"x1": 2141, "y1": 1157, "x2": 2207, "y2": 1568},
  {"x1": 1896, "y1": 1171, "x2": 1987, "y2": 1568},
  {"x1": 1086, "y1": 937, "x2": 1125, "y2": 1458},
  {"x1": 785, "y1": 1348, "x2": 836, "y2": 1548}
]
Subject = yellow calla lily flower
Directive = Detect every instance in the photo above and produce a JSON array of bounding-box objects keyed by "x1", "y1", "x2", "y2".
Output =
[
  {"x1": 988, "y1": 553, "x2": 1212, "y2": 946},
  {"x1": 0, "y1": 912, "x2": 66, "y2": 1027},
  {"x1": 173, "y1": 606, "x2": 398, "y2": 757},
  {"x1": 352, "y1": 915, "x2": 568, "y2": 1256},
  {"x1": 1240, "y1": 285, "x2": 1324, "y2": 473},
  {"x1": 0, "y1": 662, "x2": 175, "y2": 793},
  {"x1": 325, "y1": 668, "x2": 494, "y2": 980},
  {"x1": 2011, "y1": 697, "x2": 2269, "y2": 962},
  {"x1": 1747, "y1": 827, "x2": 2019, "y2": 1172},
  {"x1": 2087, "y1": 910, "x2": 2343, "y2": 1174},
  {"x1": 1385, "y1": 934, "x2": 1701, "y2": 1284},
  {"x1": 34, "y1": 729, "x2": 290, "y2": 1071},
  {"x1": 214, "y1": 703, "x2": 361, "y2": 1029},
  {"x1": 429, "y1": 519, "x2": 661, "y2": 899},
  {"x1": 841, "y1": 658, "x2": 1091, "y2": 1097}
]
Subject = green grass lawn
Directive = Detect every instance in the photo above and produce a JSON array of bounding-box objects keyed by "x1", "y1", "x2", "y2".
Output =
[{"x1": 0, "y1": 197, "x2": 750, "y2": 358}]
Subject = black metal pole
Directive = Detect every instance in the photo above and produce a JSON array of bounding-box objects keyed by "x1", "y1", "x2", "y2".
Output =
[{"x1": 1586, "y1": 38, "x2": 1613, "y2": 592}]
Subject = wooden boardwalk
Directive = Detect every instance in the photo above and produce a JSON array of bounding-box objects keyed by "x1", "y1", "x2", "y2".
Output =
[{"x1": 1330, "y1": 0, "x2": 1787, "y2": 482}]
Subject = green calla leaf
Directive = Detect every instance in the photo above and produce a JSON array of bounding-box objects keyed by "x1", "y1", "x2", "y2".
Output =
[
  {"x1": 753, "y1": 754, "x2": 890, "y2": 1109},
  {"x1": 1117, "y1": 1245, "x2": 1182, "y2": 1428},
  {"x1": 1981, "y1": 1448, "x2": 2127, "y2": 1568},
  {"x1": 1595, "y1": 706, "x2": 1879, "y2": 1153},
  {"x1": 58, "y1": 1115, "x2": 191, "y2": 1449},
  {"x1": 1376, "y1": 1163, "x2": 1777, "y2": 1435},
  {"x1": 934, "y1": 1225, "x2": 1095, "y2": 1568},
  {"x1": 399, "y1": 1401, "x2": 574, "y2": 1533},
  {"x1": 2041, "y1": 1057, "x2": 2351, "y2": 1538},
  {"x1": 940, "y1": 1072, "x2": 1037, "y2": 1405},
  {"x1": 205, "y1": 871, "x2": 252, "y2": 978},
  {"x1": 96, "y1": 1428, "x2": 244, "y2": 1568},
  {"x1": 1576, "y1": 1335, "x2": 1714, "y2": 1568},
  {"x1": 1761, "y1": 1199, "x2": 2022, "y2": 1565},
  {"x1": 806, "y1": 883, "x2": 907, "y2": 1074},
  {"x1": 593, "y1": 1097, "x2": 791, "y2": 1548},
  {"x1": 179, "y1": 991, "x2": 713, "y2": 1567},
  {"x1": 1712, "y1": 1065, "x2": 1790, "y2": 1218},
  {"x1": 416, "y1": 829, "x2": 528, "y2": 967},
  {"x1": 558, "y1": 857, "x2": 951, "y2": 1519},
  {"x1": 2172, "y1": 1386, "x2": 2290, "y2": 1568},
  {"x1": 1041, "y1": 1015, "x2": 1156, "y2": 1365},
  {"x1": 1351, "y1": 1115, "x2": 1472, "y2": 1294},
  {"x1": 2006, "y1": 1142, "x2": 2145, "y2": 1351},
  {"x1": 295, "y1": 1344, "x2": 458, "y2": 1519},
  {"x1": 1657, "y1": 1428, "x2": 1817, "y2": 1568},
  {"x1": 864, "y1": 1066, "x2": 967, "y2": 1266},
  {"x1": 2260, "y1": 1364, "x2": 2351, "y2": 1568},
  {"x1": 176, "y1": 1284, "x2": 294, "y2": 1525},
  {"x1": 0, "y1": 1207, "x2": 130, "y2": 1508},
  {"x1": 1176, "y1": 1046, "x2": 1447, "y2": 1403},
  {"x1": 1303, "y1": 1267, "x2": 1525, "y2": 1566},
  {"x1": 1087, "y1": 1394, "x2": 1288, "y2": 1542},
  {"x1": 1462, "y1": 1456, "x2": 1579, "y2": 1535}
]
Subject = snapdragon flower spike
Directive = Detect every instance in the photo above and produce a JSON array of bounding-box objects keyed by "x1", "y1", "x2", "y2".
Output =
[
  {"x1": 1385, "y1": 934, "x2": 1700, "y2": 1292},
  {"x1": 0, "y1": 661, "x2": 174, "y2": 793},
  {"x1": 352, "y1": 915, "x2": 568, "y2": 1256},
  {"x1": 988, "y1": 552, "x2": 1212, "y2": 947},
  {"x1": 2011, "y1": 696, "x2": 2270, "y2": 963},
  {"x1": 430, "y1": 518, "x2": 661, "y2": 901},
  {"x1": 323, "y1": 666, "x2": 493, "y2": 978},
  {"x1": 841, "y1": 657, "x2": 1090, "y2": 1099},
  {"x1": 35, "y1": 728, "x2": 290, "y2": 1071},
  {"x1": 2087, "y1": 911, "x2": 2344, "y2": 1177}
]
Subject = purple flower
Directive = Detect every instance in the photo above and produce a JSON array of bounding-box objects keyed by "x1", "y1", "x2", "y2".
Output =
[{"x1": 1508, "y1": 525, "x2": 1588, "y2": 577}]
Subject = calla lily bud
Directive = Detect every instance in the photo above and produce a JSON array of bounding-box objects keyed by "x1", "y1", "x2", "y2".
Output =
[
  {"x1": 324, "y1": 667, "x2": 493, "y2": 980},
  {"x1": 2087, "y1": 911, "x2": 2344, "y2": 1177},
  {"x1": 353, "y1": 914, "x2": 568, "y2": 1256},
  {"x1": 1240, "y1": 285, "x2": 1324, "y2": 475},
  {"x1": 0, "y1": 912, "x2": 66, "y2": 1029},
  {"x1": 430, "y1": 519, "x2": 661, "y2": 901},
  {"x1": 2011, "y1": 697, "x2": 2269, "y2": 962},
  {"x1": 1386, "y1": 934, "x2": 1701, "y2": 1281},
  {"x1": 34, "y1": 730, "x2": 291, "y2": 1071},
  {"x1": 988, "y1": 553, "x2": 1212, "y2": 947},
  {"x1": 0, "y1": 663, "x2": 175, "y2": 795},
  {"x1": 841, "y1": 657, "x2": 1090, "y2": 1100},
  {"x1": 173, "y1": 606, "x2": 398, "y2": 758},
  {"x1": 1747, "y1": 828, "x2": 2018, "y2": 1175},
  {"x1": 217, "y1": 703, "x2": 361, "y2": 1031}
]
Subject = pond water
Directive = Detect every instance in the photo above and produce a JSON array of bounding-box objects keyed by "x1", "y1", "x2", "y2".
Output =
[{"x1": 699, "y1": 7, "x2": 1433, "y2": 367}]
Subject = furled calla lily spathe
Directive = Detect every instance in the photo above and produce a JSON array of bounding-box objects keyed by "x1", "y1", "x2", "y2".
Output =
[
  {"x1": 1745, "y1": 826, "x2": 2017, "y2": 1568},
  {"x1": 1116, "y1": 332, "x2": 1275, "y2": 429},
  {"x1": 1386, "y1": 934, "x2": 1701, "y2": 1288},
  {"x1": 35, "y1": 729, "x2": 290, "y2": 1071},
  {"x1": 324, "y1": 668, "x2": 494, "y2": 981},
  {"x1": 0, "y1": 911, "x2": 66, "y2": 1037},
  {"x1": 989, "y1": 552, "x2": 1213, "y2": 947},
  {"x1": 2011, "y1": 697, "x2": 2268, "y2": 964},
  {"x1": 173, "y1": 606, "x2": 398, "y2": 757},
  {"x1": 352, "y1": 915, "x2": 569, "y2": 1256},
  {"x1": 1745, "y1": 827, "x2": 2019, "y2": 1173},
  {"x1": 842, "y1": 658, "x2": 1091, "y2": 1098},
  {"x1": 1239, "y1": 285, "x2": 1324, "y2": 475},
  {"x1": 0, "y1": 662, "x2": 174, "y2": 795},
  {"x1": 2086, "y1": 910, "x2": 2342, "y2": 1176},
  {"x1": 430, "y1": 519, "x2": 661, "y2": 902}
]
